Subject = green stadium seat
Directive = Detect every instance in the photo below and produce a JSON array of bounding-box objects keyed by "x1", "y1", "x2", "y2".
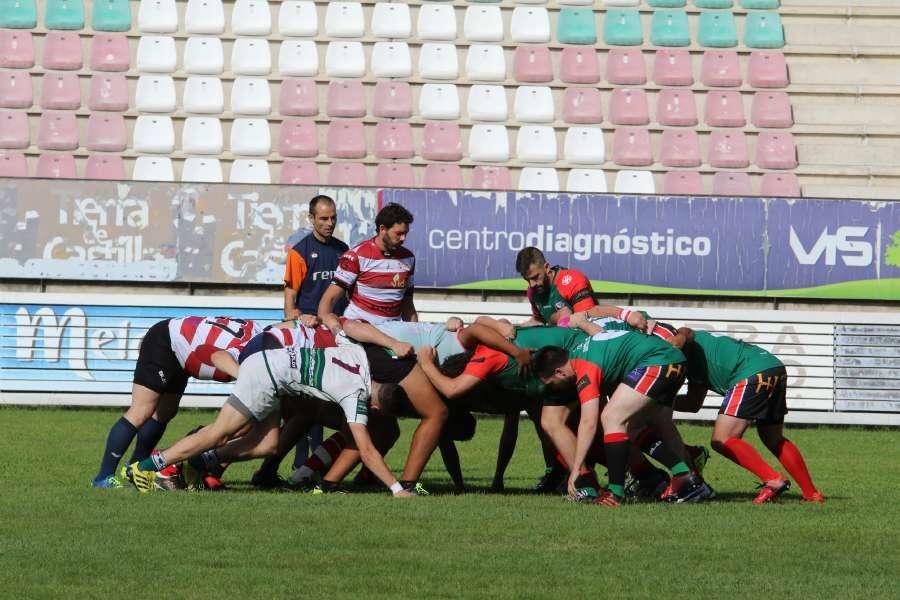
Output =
[
  {"x1": 0, "y1": 0, "x2": 37, "y2": 28},
  {"x1": 740, "y1": 0, "x2": 779, "y2": 8},
  {"x1": 650, "y1": 10, "x2": 690, "y2": 47},
  {"x1": 603, "y1": 9, "x2": 643, "y2": 46},
  {"x1": 467, "y1": 0, "x2": 501, "y2": 3},
  {"x1": 91, "y1": 0, "x2": 131, "y2": 32},
  {"x1": 698, "y1": 10, "x2": 737, "y2": 48},
  {"x1": 45, "y1": 0, "x2": 84, "y2": 30},
  {"x1": 648, "y1": 0, "x2": 686, "y2": 7},
  {"x1": 557, "y1": 8, "x2": 596, "y2": 45},
  {"x1": 694, "y1": 0, "x2": 733, "y2": 8},
  {"x1": 745, "y1": 11, "x2": 784, "y2": 48}
]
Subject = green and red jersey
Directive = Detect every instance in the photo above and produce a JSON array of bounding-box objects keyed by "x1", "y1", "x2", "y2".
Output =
[
  {"x1": 527, "y1": 267, "x2": 596, "y2": 323},
  {"x1": 682, "y1": 330, "x2": 783, "y2": 396}
]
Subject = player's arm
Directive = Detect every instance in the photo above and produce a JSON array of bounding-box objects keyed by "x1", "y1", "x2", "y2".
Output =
[
  {"x1": 416, "y1": 346, "x2": 482, "y2": 399},
  {"x1": 318, "y1": 283, "x2": 348, "y2": 334},
  {"x1": 491, "y1": 411, "x2": 520, "y2": 493},
  {"x1": 438, "y1": 436, "x2": 465, "y2": 493},
  {"x1": 210, "y1": 350, "x2": 240, "y2": 380},
  {"x1": 341, "y1": 319, "x2": 413, "y2": 358},
  {"x1": 473, "y1": 315, "x2": 516, "y2": 340},
  {"x1": 675, "y1": 381, "x2": 708, "y2": 414},
  {"x1": 576, "y1": 305, "x2": 649, "y2": 333},
  {"x1": 648, "y1": 322, "x2": 691, "y2": 349},
  {"x1": 400, "y1": 290, "x2": 418, "y2": 322},
  {"x1": 458, "y1": 322, "x2": 533, "y2": 377},
  {"x1": 283, "y1": 249, "x2": 308, "y2": 321},
  {"x1": 567, "y1": 397, "x2": 600, "y2": 496},
  {"x1": 565, "y1": 311, "x2": 604, "y2": 336},
  {"x1": 347, "y1": 422, "x2": 411, "y2": 497}
]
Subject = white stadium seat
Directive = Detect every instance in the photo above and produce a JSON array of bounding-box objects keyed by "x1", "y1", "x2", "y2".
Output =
[
  {"x1": 614, "y1": 170, "x2": 656, "y2": 194},
  {"x1": 278, "y1": 1, "x2": 317, "y2": 37},
  {"x1": 135, "y1": 75, "x2": 176, "y2": 112},
  {"x1": 519, "y1": 167, "x2": 560, "y2": 192},
  {"x1": 183, "y1": 76, "x2": 224, "y2": 114},
  {"x1": 133, "y1": 115, "x2": 175, "y2": 154},
  {"x1": 230, "y1": 77, "x2": 271, "y2": 115},
  {"x1": 466, "y1": 45, "x2": 506, "y2": 82},
  {"x1": 182, "y1": 117, "x2": 223, "y2": 155},
  {"x1": 564, "y1": 127, "x2": 605, "y2": 164},
  {"x1": 138, "y1": 0, "x2": 177, "y2": 33},
  {"x1": 467, "y1": 85, "x2": 508, "y2": 122},
  {"x1": 371, "y1": 42, "x2": 412, "y2": 78},
  {"x1": 183, "y1": 37, "x2": 224, "y2": 75},
  {"x1": 230, "y1": 159, "x2": 271, "y2": 183},
  {"x1": 325, "y1": 41, "x2": 365, "y2": 78},
  {"x1": 278, "y1": 40, "x2": 319, "y2": 77},
  {"x1": 417, "y1": 4, "x2": 457, "y2": 41},
  {"x1": 511, "y1": 7, "x2": 551, "y2": 43},
  {"x1": 325, "y1": 2, "x2": 364, "y2": 38},
  {"x1": 231, "y1": 38, "x2": 271, "y2": 76},
  {"x1": 185, "y1": 0, "x2": 225, "y2": 34},
  {"x1": 419, "y1": 43, "x2": 458, "y2": 80},
  {"x1": 181, "y1": 157, "x2": 224, "y2": 183},
  {"x1": 133, "y1": 156, "x2": 174, "y2": 181},
  {"x1": 230, "y1": 118, "x2": 271, "y2": 156},
  {"x1": 231, "y1": 0, "x2": 272, "y2": 36},
  {"x1": 419, "y1": 84, "x2": 460, "y2": 120},
  {"x1": 136, "y1": 36, "x2": 176, "y2": 73},
  {"x1": 516, "y1": 126, "x2": 557, "y2": 162},
  {"x1": 464, "y1": 6, "x2": 504, "y2": 42},
  {"x1": 469, "y1": 125, "x2": 509, "y2": 162},
  {"x1": 371, "y1": 3, "x2": 411, "y2": 39},
  {"x1": 514, "y1": 86, "x2": 555, "y2": 123},
  {"x1": 566, "y1": 169, "x2": 608, "y2": 193}
]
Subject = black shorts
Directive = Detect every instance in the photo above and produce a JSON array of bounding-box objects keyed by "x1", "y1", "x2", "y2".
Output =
[
  {"x1": 363, "y1": 344, "x2": 417, "y2": 383},
  {"x1": 132, "y1": 320, "x2": 189, "y2": 395},
  {"x1": 622, "y1": 362, "x2": 687, "y2": 406},
  {"x1": 542, "y1": 392, "x2": 578, "y2": 407},
  {"x1": 719, "y1": 366, "x2": 788, "y2": 424}
]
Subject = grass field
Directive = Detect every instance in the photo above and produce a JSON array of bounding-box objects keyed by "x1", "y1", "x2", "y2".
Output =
[{"x1": 1, "y1": 407, "x2": 898, "y2": 599}]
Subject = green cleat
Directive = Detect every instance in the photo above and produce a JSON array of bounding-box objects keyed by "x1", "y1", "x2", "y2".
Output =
[
  {"x1": 91, "y1": 475, "x2": 125, "y2": 489},
  {"x1": 124, "y1": 462, "x2": 157, "y2": 493}
]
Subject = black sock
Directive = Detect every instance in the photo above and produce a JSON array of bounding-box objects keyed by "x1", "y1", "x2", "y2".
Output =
[
  {"x1": 636, "y1": 428, "x2": 681, "y2": 471},
  {"x1": 129, "y1": 418, "x2": 167, "y2": 463},
  {"x1": 96, "y1": 417, "x2": 138, "y2": 481},
  {"x1": 604, "y1": 433, "x2": 630, "y2": 497}
]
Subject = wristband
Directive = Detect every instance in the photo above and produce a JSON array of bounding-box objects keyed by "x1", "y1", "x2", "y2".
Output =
[
  {"x1": 557, "y1": 315, "x2": 571, "y2": 328},
  {"x1": 617, "y1": 308, "x2": 633, "y2": 322},
  {"x1": 389, "y1": 481, "x2": 404, "y2": 495}
]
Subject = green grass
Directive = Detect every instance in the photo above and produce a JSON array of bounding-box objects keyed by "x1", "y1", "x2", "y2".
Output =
[{"x1": 1, "y1": 407, "x2": 898, "y2": 599}]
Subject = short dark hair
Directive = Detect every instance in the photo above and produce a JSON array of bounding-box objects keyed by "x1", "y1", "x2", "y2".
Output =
[
  {"x1": 309, "y1": 194, "x2": 335, "y2": 215},
  {"x1": 515, "y1": 246, "x2": 546, "y2": 276},
  {"x1": 533, "y1": 346, "x2": 570, "y2": 379},
  {"x1": 375, "y1": 203, "x2": 414, "y2": 231},
  {"x1": 445, "y1": 410, "x2": 477, "y2": 442},
  {"x1": 439, "y1": 351, "x2": 475, "y2": 379},
  {"x1": 375, "y1": 383, "x2": 408, "y2": 416}
]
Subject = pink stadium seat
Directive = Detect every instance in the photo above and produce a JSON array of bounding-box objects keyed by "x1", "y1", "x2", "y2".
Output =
[
  {"x1": 748, "y1": 51, "x2": 788, "y2": 89},
  {"x1": 0, "y1": 152, "x2": 28, "y2": 177},
  {"x1": 279, "y1": 118, "x2": 319, "y2": 158},
  {"x1": 755, "y1": 132, "x2": 797, "y2": 169},
  {"x1": 374, "y1": 122, "x2": 414, "y2": 159},
  {"x1": 90, "y1": 35, "x2": 130, "y2": 72},
  {"x1": 613, "y1": 127, "x2": 653, "y2": 167},
  {"x1": 373, "y1": 80, "x2": 412, "y2": 118},
  {"x1": 326, "y1": 80, "x2": 366, "y2": 118},
  {"x1": 327, "y1": 162, "x2": 368, "y2": 186},
  {"x1": 660, "y1": 129, "x2": 701, "y2": 167},
  {"x1": 562, "y1": 87, "x2": 603, "y2": 124},
  {"x1": 701, "y1": 51, "x2": 741, "y2": 87},
  {"x1": 606, "y1": 48, "x2": 646, "y2": 85},
  {"x1": 705, "y1": 91, "x2": 746, "y2": 127},
  {"x1": 708, "y1": 131, "x2": 750, "y2": 168},
  {"x1": 326, "y1": 120, "x2": 367, "y2": 159},
  {"x1": 279, "y1": 78, "x2": 318, "y2": 117},
  {"x1": 280, "y1": 161, "x2": 320, "y2": 185},
  {"x1": 653, "y1": 49, "x2": 693, "y2": 86},
  {"x1": 513, "y1": 46, "x2": 553, "y2": 83},
  {"x1": 38, "y1": 112, "x2": 79, "y2": 151},
  {"x1": 0, "y1": 111, "x2": 29, "y2": 149},
  {"x1": 760, "y1": 172, "x2": 801, "y2": 197},
  {"x1": 40, "y1": 73, "x2": 81, "y2": 110},
  {"x1": 421, "y1": 122, "x2": 462, "y2": 161},
  {"x1": 0, "y1": 30, "x2": 34, "y2": 69},
  {"x1": 42, "y1": 32, "x2": 83, "y2": 71},
  {"x1": 36, "y1": 154, "x2": 77, "y2": 179},
  {"x1": 560, "y1": 47, "x2": 600, "y2": 84},
  {"x1": 751, "y1": 91, "x2": 793, "y2": 128},
  {"x1": 0, "y1": 71, "x2": 33, "y2": 108},
  {"x1": 85, "y1": 154, "x2": 126, "y2": 180},
  {"x1": 88, "y1": 74, "x2": 128, "y2": 112},
  {"x1": 657, "y1": 89, "x2": 697, "y2": 127},
  {"x1": 86, "y1": 113, "x2": 127, "y2": 151},
  {"x1": 663, "y1": 171, "x2": 704, "y2": 195},
  {"x1": 375, "y1": 163, "x2": 415, "y2": 188},
  {"x1": 609, "y1": 88, "x2": 649, "y2": 126},
  {"x1": 712, "y1": 171, "x2": 753, "y2": 196},
  {"x1": 423, "y1": 164, "x2": 464, "y2": 189},
  {"x1": 471, "y1": 165, "x2": 511, "y2": 190}
]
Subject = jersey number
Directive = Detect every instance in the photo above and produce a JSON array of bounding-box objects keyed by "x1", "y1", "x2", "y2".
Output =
[
  {"x1": 331, "y1": 357, "x2": 361, "y2": 375},
  {"x1": 205, "y1": 318, "x2": 248, "y2": 339}
]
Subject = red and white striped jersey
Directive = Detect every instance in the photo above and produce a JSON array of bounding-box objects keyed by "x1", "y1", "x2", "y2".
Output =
[
  {"x1": 264, "y1": 324, "x2": 337, "y2": 350},
  {"x1": 332, "y1": 238, "x2": 415, "y2": 323},
  {"x1": 168, "y1": 316, "x2": 262, "y2": 381}
]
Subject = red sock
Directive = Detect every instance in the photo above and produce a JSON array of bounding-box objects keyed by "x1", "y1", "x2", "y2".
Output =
[
  {"x1": 303, "y1": 431, "x2": 346, "y2": 474},
  {"x1": 718, "y1": 437, "x2": 781, "y2": 482},
  {"x1": 554, "y1": 451, "x2": 570, "y2": 471},
  {"x1": 774, "y1": 439, "x2": 818, "y2": 497}
]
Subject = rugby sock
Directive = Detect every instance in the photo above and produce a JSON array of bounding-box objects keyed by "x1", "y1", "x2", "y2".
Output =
[
  {"x1": 604, "y1": 433, "x2": 630, "y2": 498},
  {"x1": 96, "y1": 417, "x2": 138, "y2": 480},
  {"x1": 137, "y1": 452, "x2": 168, "y2": 472},
  {"x1": 634, "y1": 427, "x2": 689, "y2": 475},
  {"x1": 773, "y1": 439, "x2": 818, "y2": 496},
  {"x1": 130, "y1": 418, "x2": 167, "y2": 463},
  {"x1": 718, "y1": 437, "x2": 780, "y2": 482},
  {"x1": 291, "y1": 432, "x2": 346, "y2": 482}
]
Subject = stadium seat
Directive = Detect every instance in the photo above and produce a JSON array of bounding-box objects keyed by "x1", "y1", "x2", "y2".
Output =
[
  {"x1": 279, "y1": 1, "x2": 317, "y2": 37},
  {"x1": 744, "y1": 12, "x2": 784, "y2": 49},
  {"x1": 92, "y1": 0, "x2": 131, "y2": 32},
  {"x1": 748, "y1": 51, "x2": 788, "y2": 88},
  {"x1": 560, "y1": 47, "x2": 600, "y2": 84},
  {"x1": 418, "y1": 4, "x2": 457, "y2": 41},
  {"x1": 38, "y1": 112, "x2": 78, "y2": 150},
  {"x1": 663, "y1": 170, "x2": 704, "y2": 195},
  {"x1": 182, "y1": 76, "x2": 223, "y2": 114},
  {"x1": 471, "y1": 165, "x2": 511, "y2": 190},
  {"x1": 514, "y1": 86, "x2": 554, "y2": 123},
  {"x1": 231, "y1": 0, "x2": 272, "y2": 36},
  {"x1": 566, "y1": 169, "x2": 608, "y2": 193},
  {"x1": 0, "y1": 111, "x2": 28, "y2": 148},
  {"x1": 562, "y1": 87, "x2": 603, "y2": 124},
  {"x1": 0, "y1": 30, "x2": 33, "y2": 68},
  {"x1": 327, "y1": 80, "x2": 365, "y2": 118},
  {"x1": 651, "y1": 10, "x2": 690, "y2": 47},
  {"x1": 604, "y1": 0, "x2": 641, "y2": 5},
  {"x1": 327, "y1": 162, "x2": 367, "y2": 186},
  {"x1": 185, "y1": 0, "x2": 224, "y2": 34},
  {"x1": 519, "y1": 167, "x2": 559, "y2": 192},
  {"x1": 653, "y1": 49, "x2": 693, "y2": 86},
  {"x1": 609, "y1": 88, "x2": 650, "y2": 126},
  {"x1": 511, "y1": 7, "x2": 551, "y2": 43},
  {"x1": 132, "y1": 156, "x2": 174, "y2": 181},
  {"x1": 0, "y1": 0, "x2": 36, "y2": 28},
  {"x1": 701, "y1": 51, "x2": 742, "y2": 87},
  {"x1": 136, "y1": 36, "x2": 176, "y2": 73},
  {"x1": 229, "y1": 159, "x2": 271, "y2": 184},
  {"x1": 0, "y1": 152, "x2": 27, "y2": 176},
  {"x1": 85, "y1": 154, "x2": 125, "y2": 179},
  {"x1": 45, "y1": 0, "x2": 84, "y2": 30},
  {"x1": 280, "y1": 160, "x2": 319, "y2": 185},
  {"x1": 421, "y1": 122, "x2": 462, "y2": 161},
  {"x1": 657, "y1": 88, "x2": 698, "y2": 126},
  {"x1": 604, "y1": 9, "x2": 643, "y2": 46},
  {"x1": 278, "y1": 118, "x2": 317, "y2": 157},
  {"x1": 513, "y1": 46, "x2": 553, "y2": 83},
  {"x1": 181, "y1": 157, "x2": 223, "y2": 182},
  {"x1": 375, "y1": 163, "x2": 415, "y2": 188},
  {"x1": 614, "y1": 170, "x2": 656, "y2": 194},
  {"x1": 135, "y1": 75, "x2": 176, "y2": 112},
  {"x1": 133, "y1": 115, "x2": 174, "y2": 153},
  {"x1": 279, "y1": 78, "x2": 318, "y2": 116},
  {"x1": 419, "y1": 43, "x2": 459, "y2": 80},
  {"x1": 464, "y1": 5, "x2": 503, "y2": 42},
  {"x1": 90, "y1": 34, "x2": 129, "y2": 71},
  {"x1": 649, "y1": 0, "x2": 687, "y2": 6},
  {"x1": 36, "y1": 154, "x2": 77, "y2": 178},
  {"x1": 279, "y1": 40, "x2": 319, "y2": 76},
  {"x1": 467, "y1": 85, "x2": 507, "y2": 121},
  {"x1": 760, "y1": 172, "x2": 800, "y2": 197},
  {"x1": 85, "y1": 112, "x2": 126, "y2": 151},
  {"x1": 43, "y1": 32, "x2": 82, "y2": 71},
  {"x1": 230, "y1": 118, "x2": 271, "y2": 155},
  {"x1": 695, "y1": 0, "x2": 733, "y2": 7},
  {"x1": 469, "y1": 125, "x2": 509, "y2": 162},
  {"x1": 698, "y1": 11, "x2": 737, "y2": 48},
  {"x1": 232, "y1": 39, "x2": 271, "y2": 75},
  {"x1": 374, "y1": 81, "x2": 412, "y2": 119},
  {"x1": 88, "y1": 74, "x2": 128, "y2": 111},
  {"x1": 375, "y1": 122, "x2": 414, "y2": 159},
  {"x1": 705, "y1": 90, "x2": 746, "y2": 127},
  {"x1": 751, "y1": 91, "x2": 792, "y2": 128},
  {"x1": 371, "y1": 42, "x2": 412, "y2": 78},
  {"x1": 325, "y1": 41, "x2": 365, "y2": 78},
  {"x1": 517, "y1": 126, "x2": 557, "y2": 162},
  {"x1": 466, "y1": 45, "x2": 506, "y2": 82},
  {"x1": 712, "y1": 171, "x2": 752, "y2": 196},
  {"x1": 137, "y1": 0, "x2": 177, "y2": 33},
  {"x1": 559, "y1": 0, "x2": 596, "y2": 5},
  {"x1": 660, "y1": 129, "x2": 701, "y2": 167},
  {"x1": 0, "y1": 71, "x2": 31, "y2": 108},
  {"x1": 613, "y1": 127, "x2": 653, "y2": 167},
  {"x1": 423, "y1": 164, "x2": 464, "y2": 189},
  {"x1": 327, "y1": 119, "x2": 366, "y2": 159},
  {"x1": 40, "y1": 73, "x2": 80, "y2": 110},
  {"x1": 184, "y1": 37, "x2": 224, "y2": 74},
  {"x1": 557, "y1": 8, "x2": 597, "y2": 45},
  {"x1": 231, "y1": 78, "x2": 271, "y2": 115},
  {"x1": 755, "y1": 131, "x2": 797, "y2": 169},
  {"x1": 371, "y1": 2, "x2": 409, "y2": 38},
  {"x1": 325, "y1": 1, "x2": 364, "y2": 38},
  {"x1": 563, "y1": 127, "x2": 605, "y2": 164},
  {"x1": 708, "y1": 130, "x2": 749, "y2": 168},
  {"x1": 606, "y1": 48, "x2": 646, "y2": 85},
  {"x1": 741, "y1": 0, "x2": 780, "y2": 8},
  {"x1": 182, "y1": 117, "x2": 223, "y2": 154},
  {"x1": 420, "y1": 84, "x2": 460, "y2": 120}
]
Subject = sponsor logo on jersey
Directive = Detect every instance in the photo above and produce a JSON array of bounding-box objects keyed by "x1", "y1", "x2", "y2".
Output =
[
  {"x1": 287, "y1": 346, "x2": 297, "y2": 369},
  {"x1": 391, "y1": 273, "x2": 407, "y2": 288},
  {"x1": 560, "y1": 274, "x2": 572, "y2": 286},
  {"x1": 311, "y1": 252, "x2": 318, "y2": 258},
  {"x1": 158, "y1": 370, "x2": 167, "y2": 385},
  {"x1": 576, "y1": 375, "x2": 591, "y2": 392},
  {"x1": 312, "y1": 270, "x2": 334, "y2": 281}
]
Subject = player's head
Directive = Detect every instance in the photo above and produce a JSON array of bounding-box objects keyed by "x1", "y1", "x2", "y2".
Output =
[
  {"x1": 375, "y1": 203, "x2": 414, "y2": 252},
  {"x1": 516, "y1": 247, "x2": 551, "y2": 294},
  {"x1": 445, "y1": 316, "x2": 464, "y2": 332},
  {"x1": 308, "y1": 195, "x2": 337, "y2": 240},
  {"x1": 445, "y1": 410, "x2": 477, "y2": 442},
  {"x1": 533, "y1": 345, "x2": 575, "y2": 388},
  {"x1": 369, "y1": 381, "x2": 408, "y2": 416},
  {"x1": 439, "y1": 351, "x2": 475, "y2": 378}
]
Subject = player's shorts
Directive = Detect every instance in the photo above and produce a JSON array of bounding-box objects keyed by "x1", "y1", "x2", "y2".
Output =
[
  {"x1": 363, "y1": 343, "x2": 416, "y2": 383},
  {"x1": 132, "y1": 319, "x2": 189, "y2": 395},
  {"x1": 542, "y1": 392, "x2": 578, "y2": 407},
  {"x1": 719, "y1": 366, "x2": 788, "y2": 424},
  {"x1": 622, "y1": 362, "x2": 687, "y2": 406}
]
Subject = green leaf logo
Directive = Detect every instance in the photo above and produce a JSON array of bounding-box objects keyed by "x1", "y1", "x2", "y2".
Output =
[{"x1": 886, "y1": 230, "x2": 900, "y2": 268}]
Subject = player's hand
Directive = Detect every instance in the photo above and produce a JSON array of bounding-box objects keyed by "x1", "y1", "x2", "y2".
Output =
[
  {"x1": 568, "y1": 311, "x2": 587, "y2": 326},
  {"x1": 626, "y1": 311, "x2": 648, "y2": 333},
  {"x1": 299, "y1": 313, "x2": 320, "y2": 328},
  {"x1": 392, "y1": 489, "x2": 414, "y2": 498},
  {"x1": 566, "y1": 473, "x2": 580, "y2": 497},
  {"x1": 390, "y1": 341, "x2": 414, "y2": 358},
  {"x1": 417, "y1": 345, "x2": 437, "y2": 365},
  {"x1": 645, "y1": 319, "x2": 658, "y2": 335},
  {"x1": 285, "y1": 308, "x2": 301, "y2": 320},
  {"x1": 497, "y1": 319, "x2": 516, "y2": 339},
  {"x1": 515, "y1": 348, "x2": 533, "y2": 378}
]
